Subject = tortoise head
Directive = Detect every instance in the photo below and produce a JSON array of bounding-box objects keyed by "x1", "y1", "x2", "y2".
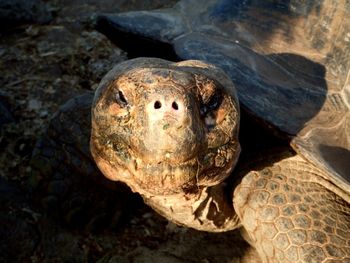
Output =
[{"x1": 91, "y1": 58, "x2": 240, "y2": 196}]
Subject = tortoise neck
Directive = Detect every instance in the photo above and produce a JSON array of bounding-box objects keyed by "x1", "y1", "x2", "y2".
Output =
[{"x1": 141, "y1": 183, "x2": 241, "y2": 232}]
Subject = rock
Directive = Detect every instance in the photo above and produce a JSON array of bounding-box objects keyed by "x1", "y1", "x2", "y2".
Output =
[
  {"x1": 0, "y1": 178, "x2": 39, "y2": 263},
  {"x1": 0, "y1": 91, "x2": 14, "y2": 130},
  {"x1": 0, "y1": 0, "x2": 52, "y2": 31}
]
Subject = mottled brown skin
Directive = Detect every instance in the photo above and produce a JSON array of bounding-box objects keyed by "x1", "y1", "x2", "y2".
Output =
[{"x1": 91, "y1": 58, "x2": 350, "y2": 262}]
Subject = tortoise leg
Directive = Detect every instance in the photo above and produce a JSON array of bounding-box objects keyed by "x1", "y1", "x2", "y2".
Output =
[{"x1": 233, "y1": 155, "x2": 350, "y2": 263}]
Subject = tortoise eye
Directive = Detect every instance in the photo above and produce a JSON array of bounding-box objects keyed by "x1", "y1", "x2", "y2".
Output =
[
  {"x1": 115, "y1": 90, "x2": 128, "y2": 107},
  {"x1": 200, "y1": 90, "x2": 223, "y2": 116}
]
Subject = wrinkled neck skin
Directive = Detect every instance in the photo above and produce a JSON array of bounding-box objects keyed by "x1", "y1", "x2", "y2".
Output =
[{"x1": 144, "y1": 180, "x2": 241, "y2": 232}]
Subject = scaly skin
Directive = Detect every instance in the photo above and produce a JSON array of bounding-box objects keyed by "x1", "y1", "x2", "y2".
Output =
[{"x1": 234, "y1": 155, "x2": 350, "y2": 263}]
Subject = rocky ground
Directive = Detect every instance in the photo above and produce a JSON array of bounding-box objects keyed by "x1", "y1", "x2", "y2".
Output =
[{"x1": 0, "y1": 0, "x2": 260, "y2": 262}]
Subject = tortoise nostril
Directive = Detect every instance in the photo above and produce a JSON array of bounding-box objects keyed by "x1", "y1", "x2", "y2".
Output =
[
  {"x1": 172, "y1": 101, "x2": 179, "y2": 110},
  {"x1": 154, "y1": 101, "x2": 162, "y2": 109}
]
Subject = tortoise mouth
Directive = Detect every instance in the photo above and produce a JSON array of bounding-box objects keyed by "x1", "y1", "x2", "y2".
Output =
[
  {"x1": 128, "y1": 156, "x2": 200, "y2": 195},
  {"x1": 126, "y1": 141, "x2": 240, "y2": 196},
  {"x1": 129, "y1": 142, "x2": 203, "y2": 166},
  {"x1": 91, "y1": 132, "x2": 240, "y2": 196}
]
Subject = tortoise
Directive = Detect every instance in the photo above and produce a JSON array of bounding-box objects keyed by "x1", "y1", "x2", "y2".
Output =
[
  {"x1": 90, "y1": 57, "x2": 350, "y2": 262},
  {"x1": 29, "y1": 0, "x2": 350, "y2": 262},
  {"x1": 91, "y1": 0, "x2": 350, "y2": 262}
]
